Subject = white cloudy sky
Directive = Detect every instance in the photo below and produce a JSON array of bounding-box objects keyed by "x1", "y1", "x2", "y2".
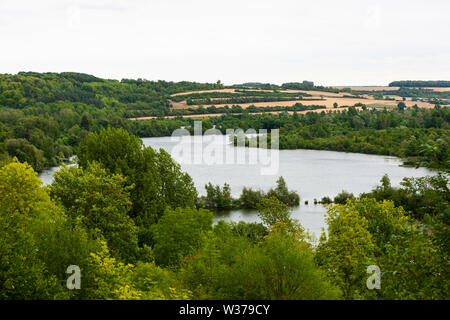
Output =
[{"x1": 0, "y1": 0, "x2": 449, "y2": 85}]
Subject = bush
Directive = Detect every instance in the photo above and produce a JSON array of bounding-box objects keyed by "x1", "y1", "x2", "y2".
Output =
[
  {"x1": 333, "y1": 190, "x2": 355, "y2": 204},
  {"x1": 321, "y1": 196, "x2": 333, "y2": 204}
]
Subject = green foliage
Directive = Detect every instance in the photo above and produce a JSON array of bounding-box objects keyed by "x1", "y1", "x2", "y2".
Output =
[
  {"x1": 77, "y1": 128, "x2": 198, "y2": 244},
  {"x1": 389, "y1": 80, "x2": 450, "y2": 88},
  {"x1": 180, "y1": 221, "x2": 340, "y2": 300},
  {"x1": 0, "y1": 158, "x2": 53, "y2": 215},
  {"x1": 202, "y1": 183, "x2": 234, "y2": 210},
  {"x1": 49, "y1": 162, "x2": 139, "y2": 261},
  {"x1": 0, "y1": 160, "x2": 63, "y2": 299},
  {"x1": 151, "y1": 207, "x2": 213, "y2": 267},
  {"x1": 320, "y1": 196, "x2": 333, "y2": 204},
  {"x1": 316, "y1": 200, "x2": 377, "y2": 299},
  {"x1": 29, "y1": 212, "x2": 102, "y2": 299},
  {"x1": 378, "y1": 231, "x2": 449, "y2": 299},
  {"x1": 257, "y1": 196, "x2": 292, "y2": 227},
  {"x1": 362, "y1": 174, "x2": 449, "y2": 219},
  {"x1": 266, "y1": 176, "x2": 300, "y2": 206},
  {"x1": 200, "y1": 177, "x2": 299, "y2": 210},
  {"x1": 239, "y1": 187, "x2": 265, "y2": 208},
  {"x1": 333, "y1": 190, "x2": 355, "y2": 204},
  {"x1": 81, "y1": 242, "x2": 142, "y2": 300},
  {"x1": 317, "y1": 198, "x2": 449, "y2": 300},
  {"x1": 0, "y1": 72, "x2": 223, "y2": 171},
  {"x1": 229, "y1": 221, "x2": 268, "y2": 244},
  {"x1": 0, "y1": 210, "x2": 59, "y2": 299},
  {"x1": 217, "y1": 231, "x2": 341, "y2": 299}
]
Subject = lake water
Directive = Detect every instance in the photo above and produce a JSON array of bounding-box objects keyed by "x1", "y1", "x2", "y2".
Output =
[
  {"x1": 141, "y1": 135, "x2": 433, "y2": 239},
  {"x1": 39, "y1": 135, "x2": 434, "y2": 239}
]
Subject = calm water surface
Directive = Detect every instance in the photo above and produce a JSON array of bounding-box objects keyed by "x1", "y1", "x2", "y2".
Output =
[
  {"x1": 142, "y1": 136, "x2": 433, "y2": 238},
  {"x1": 39, "y1": 136, "x2": 434, "y2": 239}
]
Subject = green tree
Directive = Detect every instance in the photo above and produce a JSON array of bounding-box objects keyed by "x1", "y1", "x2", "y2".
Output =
[
  {"x1": 203, "y1": 182, "x2": 234, "y2": 209},
  {"x1": 49, "y1": 162, "x2": 138, "y2": 261},
  {"x1": 0, "y1": 160, "x2": 60, "y2": 299},
  {"x1": 77, "y1": 128, "x2": 197, "y2": 244},
  {"x1": 0, "y1": 210, "x2": 59, "y2": 299},
  {"x1": 151, "y1": 207, "x2": 213, "y2": 267},
  {"x1": 257, "y1": 196, "x2": 292, "y2": 227},
  {"x1": 0, "y1": 158, "x2": 53, "y2": 215},
  {"x1": 218, "y1": 231, "x2": 341, "y2": 299},
  {"x1": 266, "y1": 176, "x2": 300, "y2": 206},
  {"x1": 333, "y1": 190, "x2": 355, "y2": 204},
  {"x1": 316, "y1": 201, "x2": 376, "y2": 299}
]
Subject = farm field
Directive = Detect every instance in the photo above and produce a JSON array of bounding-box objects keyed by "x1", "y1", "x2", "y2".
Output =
[
  {"x1": 169, "y1": 97, "x2": 433, "y2": 111},
  {"x1": 332, "y1": 86, "x2": 450, "y2": 92},
  {"x1": 332, "y1": 86, "x2": 400, "y2": 91},
  {"x1": 155, "y1": 86, "x2": 437, "y2": 120},
  {"x1": 129, "y1": 106, "x2": 371, "y2": 120}
]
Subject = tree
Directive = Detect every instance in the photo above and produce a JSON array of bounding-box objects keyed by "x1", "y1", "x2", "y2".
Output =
[
  {"x1": 239, "y1": 187, "x2": 265, "y2": 208},
  {"x1": 151, "y1": 207, "x2": 213, "y2": 267},
  {"x1": 217, "y1": 231, "x2": 341, "y2": 299},
  {"x1": 378, "y1": 231, "x2": 449, "y2": 299},
  {"x1": 333, "y1": 190, "x2": 355, "y2": 204},
  {"x1": 81, "y1": 242, "x2": 142, "y2": 300},
  {"x1": 0, "y1": 159, "x2": 60, "y2": 299},
  {"x1": 266, "y1": 176, "x2": 300, "y2": 206},
  {"x1": 49, "y1": 162, "x2": 139, "y2": 261},
  {"x1": 257, "y1": 196, "x2": 292, "y2": 227},
  {"x1": 315, "y1": 201, "x2": 376, "y2": 299},
  {"x1": 80, "y1": 114, "x2": 90, "y2": 131},
  {"x1": 5, "y1": 138, "x2": 45, "y2": 171},
  {"x1": 77, "y1": 128, "x2": 198, "y2": 245},
  {"x1": 0, "y1": 210, "x2": 59, "y2": 299},
  {"x1": 0, "y1": 158, "x2": 53, "y2": 215},
  {"x1": 203, "y1": 182, "x2": 233, "y2": 209}
]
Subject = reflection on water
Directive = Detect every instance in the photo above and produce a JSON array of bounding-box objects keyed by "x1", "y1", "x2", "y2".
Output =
[
  {"x1": 142, "y1": 135, "x2": 433, "y2": 238},
  {"x1": 37, "y1": 136, "x2": 434, "y2": 239},
  {"x1": 38, "y1": 156, "x2": 77, "y2": 185}
]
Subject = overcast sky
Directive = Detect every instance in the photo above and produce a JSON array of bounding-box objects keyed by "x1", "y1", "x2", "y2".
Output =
[{"x1": 1, "y1": 0, "x2": 449, "y2": 86}]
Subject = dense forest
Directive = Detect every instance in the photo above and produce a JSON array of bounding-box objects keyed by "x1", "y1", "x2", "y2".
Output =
[
  {"x1": 1, "y1": 73, "x2": 449, "y2": 173},
  {"x1": 236, "y1": 106, "x2": 450, "y2": 170},
  {"x1": 0, "y1": 127, "x2": 448, "y2": 299},
  {"x1": 0, "y1": 72, "x2": 449, "y2": 300},
  {"x1": 133, "y1": 107, "x2": 450, "y2": 170},
  {"x1": 389, "y1": 80, "x2": 450, "y2": 88},
  {"x1": 0, "y1": 72, "x2": 222, "y2": 170}
]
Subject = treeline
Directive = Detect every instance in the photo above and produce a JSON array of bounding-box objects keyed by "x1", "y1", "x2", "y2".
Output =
[
  {"x1": 186, "y1": 96, "x2": 306, "y2": 106},
  {"x1": 0, "y1": 127, "x2": 448, "y2": 299},
  {"x1": 358, "y1": 87, "x2": 450, "y2": 100},
  {"x1": 198, "y1": 177, "x2": 300, "y2": 210},
  {"x1": 165, "y1": 103, "x2": 326, "y2": 117},
  {"x1": 389, "y1": 80, "x2": 450, "y2": 88},
  {"x1": 0, "y1": 72, "x2": 222, "y2": 171},
  {"x1": 170, "y1": 90, "x2": 311, "y2": 103},
  {"x1": 1, "y1": 72, "x2": 449, "y2": 173},
  {"x1": 132, "y1": 107, "x2": 450, "y2": 170},
  {"x1": 232, "y1": 81, "x2": 343, "y2": 94},
  {"x1": 0, "y1": 72, "x2": 222, "y2": 115},
  {"x1": 205, "y1": 107, "x2": 450, "y2": 170}
]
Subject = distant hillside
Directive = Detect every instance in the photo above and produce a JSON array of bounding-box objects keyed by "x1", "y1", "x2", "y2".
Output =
[
  {"x1": 389, "y1": 80, "x2": 450, "y2": 88},
  {"x1": 0, "y1": 72, "x2": 223, "y2": 117},
  {"x1": 0, "y1": 72, "x2": 223, "y2": 170}
]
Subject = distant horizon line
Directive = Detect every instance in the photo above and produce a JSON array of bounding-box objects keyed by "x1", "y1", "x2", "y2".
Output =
[{"x1": 4, "y1": 70, "x2": 450, "y2": 88}]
